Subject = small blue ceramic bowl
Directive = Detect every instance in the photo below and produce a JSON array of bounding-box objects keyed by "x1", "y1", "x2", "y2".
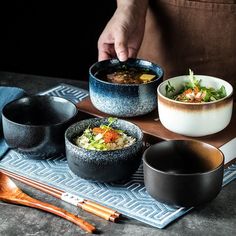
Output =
[
  {"x1": 89, "y1": 58, "x2": 164, "y2": 117},
  {"x1": 65, "y1": 117, "x2": 143, "y2": 182}
]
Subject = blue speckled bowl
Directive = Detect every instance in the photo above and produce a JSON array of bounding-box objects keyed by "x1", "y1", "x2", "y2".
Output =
[
  {"x1": 89, "y1": 58, "x2": 164, "y2": 117},
  {"x1": 65, "y1": 117, "x2": 143, "y2": 182}
]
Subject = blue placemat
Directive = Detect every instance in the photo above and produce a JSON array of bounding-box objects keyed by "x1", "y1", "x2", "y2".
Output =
[
  {"x1": 0, "y1": 86, "x2": 26, "y2": 157},
  {"x1": 0, "y1": 83, "x2": 235, "y2": 229}
]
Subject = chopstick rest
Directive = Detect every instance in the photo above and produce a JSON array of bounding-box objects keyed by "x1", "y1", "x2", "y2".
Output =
[
  {"x1": 61, "y1": 192, "x2": 120, "y2": 222},
  {"x1": 1, "y1": 170, "x2": 120, "y2": 222},
  {"x1": 0, "y1": 171, "x2": 96, "y2": 233}
]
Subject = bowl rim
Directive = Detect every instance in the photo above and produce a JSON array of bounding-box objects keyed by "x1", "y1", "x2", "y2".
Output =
[
  {"x1": 65, "y1": 117, "x2": 144, "y2": 153},
  {"x1": 2, "y1": 95, "x2": 78, "y2": 128},
  {"x1": 89, "y1": 58, "x2": 164, "y2": 87},
  {"x1": 143, "y1": 139, "x2": 225, "y2": 176},
  {"x1": 157, "y1": 75, "x2": 234, "y2": 105}
]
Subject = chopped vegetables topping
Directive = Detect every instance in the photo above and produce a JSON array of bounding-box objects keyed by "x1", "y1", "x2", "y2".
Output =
[
  {"x1": 165, "y1": 81, "x2": 175, "y2": 96},
  {"x1": 166, "y1": 69, "x2": 227, "y2": 103},
  {"x1": 74, "y1": 117, "x2": 136, "y2": 151},
  {"x1": 92, "y1": 127, "x2": 120, "y2": 143}
]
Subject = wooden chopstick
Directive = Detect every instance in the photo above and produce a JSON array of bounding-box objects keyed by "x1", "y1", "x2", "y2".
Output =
[
  {"x1": 0, "y1": 171, "x2": 96, "y2": 233},
  {"x1": 1, "y1": 169, "x2": 120, "y2": 222}
]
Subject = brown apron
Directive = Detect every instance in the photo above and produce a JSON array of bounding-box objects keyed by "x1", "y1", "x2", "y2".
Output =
[{"x1": 138, "y1": 0, "x2": 236, "y2": 95}]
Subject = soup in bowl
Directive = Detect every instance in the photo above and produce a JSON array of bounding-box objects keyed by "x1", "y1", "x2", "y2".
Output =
[{"x1": 89, "y1": 58, "x2": 164, "y2": 117}]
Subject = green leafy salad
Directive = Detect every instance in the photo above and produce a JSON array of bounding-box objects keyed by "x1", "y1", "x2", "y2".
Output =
[
  {"x1": 165, "y1": 69, "x2": 227, "y2": 103},
  {"x1": 74, "y1": 117, "x2": 136, "y2": 151}
]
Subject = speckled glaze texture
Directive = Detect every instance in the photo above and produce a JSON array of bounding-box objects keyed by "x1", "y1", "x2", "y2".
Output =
[
  {"x1": 89, "y1": 58, "x2": 163, "y2": 117},
  {"x1": 2, "y1": 95, "x2": 78, "y2": 156},
  {"x1": 157, "y1": 75, "x2": 234, "y2": 137},
  {"x1": 65, "y1": 117, "x2": 144, "y2": 182}
]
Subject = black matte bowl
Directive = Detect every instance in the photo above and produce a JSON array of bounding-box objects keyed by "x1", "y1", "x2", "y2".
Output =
[
  {"x1": 2, "y1": 95, "x2": 78, "y2": 156},
  {"x1": 143, "y1": 140, "x2": 224, "y2": 207},
  {"x1": 65, "y1": 117, "x2": 143, "y2": 182}
]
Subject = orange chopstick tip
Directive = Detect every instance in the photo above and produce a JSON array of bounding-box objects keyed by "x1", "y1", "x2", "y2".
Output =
[
  {"x1": 114, "y1": 212, "x2": 121, "y2": 218},
  {"x1": 85, "y1": 224, "x2": 96, "y2": 234},
  {"x1": 109, "y1": 214, "x2": 120, "y2": 223}
]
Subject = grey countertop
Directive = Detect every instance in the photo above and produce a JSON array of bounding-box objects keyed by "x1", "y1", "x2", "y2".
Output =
[{"x1": 0, "y1": 71, "x2": 235, "y2": 236}]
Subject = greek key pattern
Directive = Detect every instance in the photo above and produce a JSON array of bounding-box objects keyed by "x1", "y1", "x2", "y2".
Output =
[
  {"x1": 39, "y1": 83, "x2": 89, "y2": 103},
  {"x1": 0, "y1": 84, "x2": 235, "y2": 229}
]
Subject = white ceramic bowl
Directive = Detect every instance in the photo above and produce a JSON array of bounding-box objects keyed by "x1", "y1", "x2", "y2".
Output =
[{"x1": 157, "y1": 75, "x2": 234, "y2": 137}]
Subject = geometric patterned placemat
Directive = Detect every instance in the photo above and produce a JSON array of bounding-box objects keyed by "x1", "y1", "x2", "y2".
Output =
[
  {"x1": 39, "y1": 83, "x2": 89, "y2": 103},
  {"x1": 0, "y1": 83, "x2": 235, "y2": 229}
]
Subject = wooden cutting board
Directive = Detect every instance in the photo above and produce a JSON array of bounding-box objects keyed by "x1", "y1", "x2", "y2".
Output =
[{"x1": 77, "y1": 97, "x2": 236, "y2": 148}]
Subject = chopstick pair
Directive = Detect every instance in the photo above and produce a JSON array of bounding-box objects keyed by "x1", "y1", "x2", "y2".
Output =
[{"x1": 1, "y1": 169, "x2": 120, "y2": 222}]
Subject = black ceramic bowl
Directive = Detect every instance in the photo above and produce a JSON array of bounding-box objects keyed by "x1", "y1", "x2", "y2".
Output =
[
  {"x1": 89, "y1": 58, "x2": 164, "y2": 117},
  {"x1": 2, "y1": 95, "x2": 78, "y2": 156},
  {"x1": 65, "y1": 117, "x2": 143, "y2": 182},
  {"x1": 143, "y1": 140, "x2": 224, "y2": 207}
]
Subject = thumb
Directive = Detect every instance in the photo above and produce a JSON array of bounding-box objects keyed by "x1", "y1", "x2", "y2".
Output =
[{"x1": 114, "y1": 32, "x2": 129, "y2": 62}]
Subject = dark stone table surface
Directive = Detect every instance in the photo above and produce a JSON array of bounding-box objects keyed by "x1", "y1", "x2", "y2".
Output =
[{"x1": 0, "y1": 71, "x2": 235, "y2": 236}]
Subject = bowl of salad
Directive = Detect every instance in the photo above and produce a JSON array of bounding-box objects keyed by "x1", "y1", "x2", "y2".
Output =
[
  {"x1": 65, "y1": 117, "x2": 143, "y2": 182},
  {"x1": 157, "y1": 70, "x2": 234, "y2": 137}
]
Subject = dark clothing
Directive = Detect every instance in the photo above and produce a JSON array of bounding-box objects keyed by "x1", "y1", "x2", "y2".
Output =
[{"x1": 139, "y1": 0, "x2": 236, "y2": 93}]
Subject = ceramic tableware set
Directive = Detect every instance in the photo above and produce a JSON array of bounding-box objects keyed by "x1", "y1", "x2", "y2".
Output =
[{"x1": 0, "y1": 58, "x2": 235, "y2": 233}]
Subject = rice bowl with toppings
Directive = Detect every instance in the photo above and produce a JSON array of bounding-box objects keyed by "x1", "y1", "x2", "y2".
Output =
[
  {"x1": 74, "y1": 117, "x2": 136, "y2": 151},
  {"x1": 65, "y1": 117, "x2": 144, "y2": 182}
]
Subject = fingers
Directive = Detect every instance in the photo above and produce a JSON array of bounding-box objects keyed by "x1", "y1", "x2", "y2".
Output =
[
  {"x1": 114, "y1": 31, "x2": 139, "y2": 61},
  {"x1": 128, "y1": 47, "x2": 139, "y2": 59},
  {"x1": 98, "y1": 30, "x2": 137, "y2": 62},
  {"x1": 115, "y1": 44, "x2": 128, "y2": 61},
  {"x1": 99, "y1": 44, "x2": 138, "y2": 62},
  {"x1": 116, "y1": 45, "x2": 128, "y2": 62},
  {"x1": 114, "y1": 32, "x2": 129, "y2": 62},
  {"x1": 98, "y1": 43, "x2": 116, "y2": 61},
  {"x1": 98, "y1": 50, "x2": 112, "y2": 62},
  {"x1": 115, "y1": 45, "x2": 138, "y2": 61}
]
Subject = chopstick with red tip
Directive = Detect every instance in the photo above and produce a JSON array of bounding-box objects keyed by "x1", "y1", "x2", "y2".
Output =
[{"x1": 1, "y1": 169, "x2": 120, "y2": 222}]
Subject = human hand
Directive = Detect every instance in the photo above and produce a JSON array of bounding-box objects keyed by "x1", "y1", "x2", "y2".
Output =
[{"x1": 98, "y1": 0, "x2": 148, "y2": 62}]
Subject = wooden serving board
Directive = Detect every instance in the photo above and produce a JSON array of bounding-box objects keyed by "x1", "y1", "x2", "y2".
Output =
[{"x1": 77, "y1": 98, "x2": 236, "y2": 148}]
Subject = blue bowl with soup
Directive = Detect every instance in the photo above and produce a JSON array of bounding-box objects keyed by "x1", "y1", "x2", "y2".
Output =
[{"x1": 89, "y1": 58, "x2": 164, "y2": 117}]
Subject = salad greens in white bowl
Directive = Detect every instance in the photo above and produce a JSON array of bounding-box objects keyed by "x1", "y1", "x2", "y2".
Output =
[{"x1": 157, "y1": 70, "x2": 234, "y2": 137}]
